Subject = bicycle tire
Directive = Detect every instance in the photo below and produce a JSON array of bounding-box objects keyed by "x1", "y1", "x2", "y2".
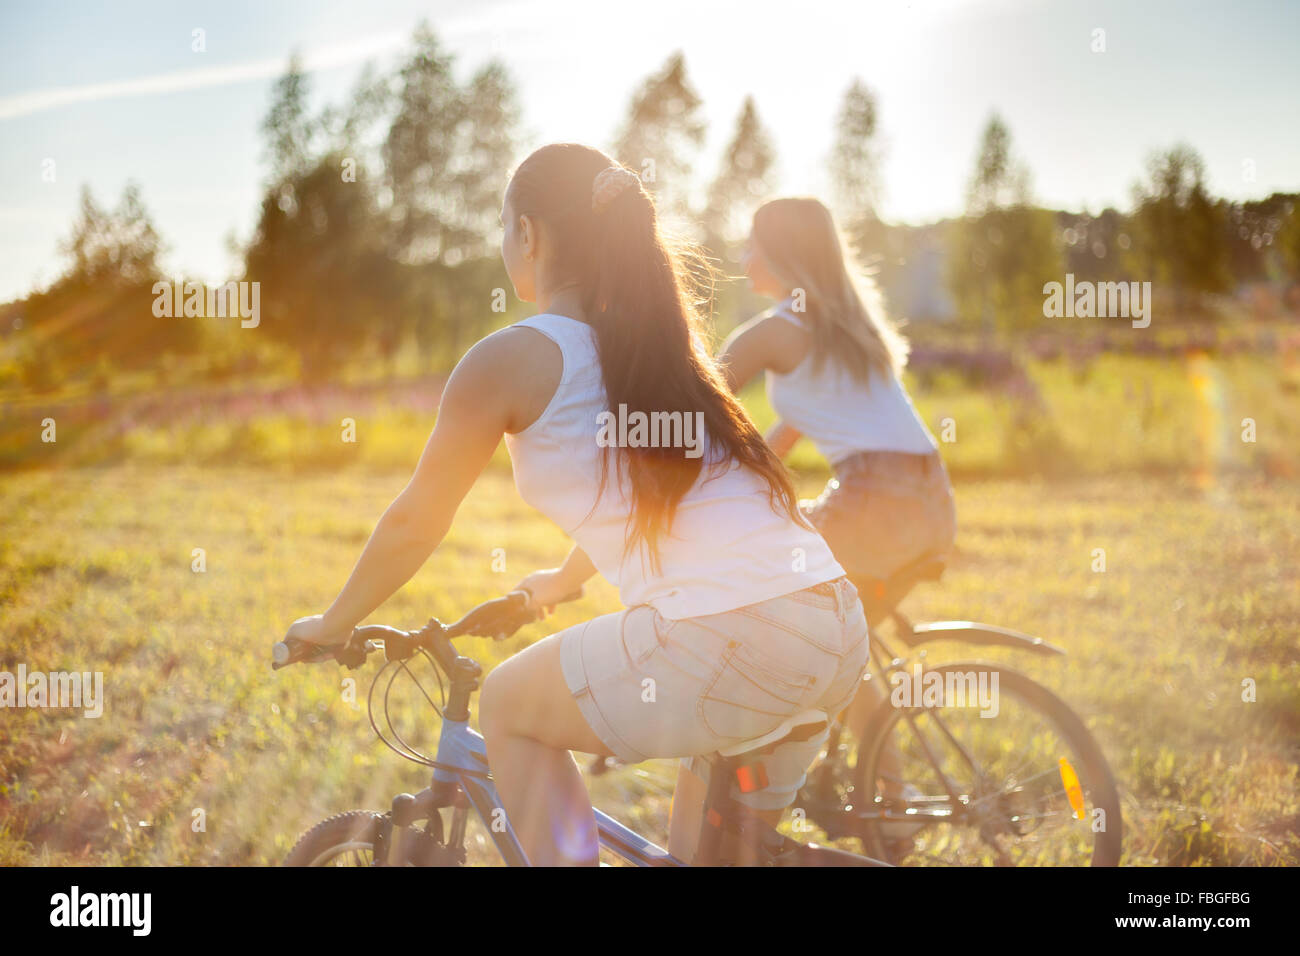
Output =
[
  {"x1": 855, "y1": 662, "x2": 1123, "y2": 866},
  {"x1": 283, "y1": 810, "x2": 450, "y2": 866}
]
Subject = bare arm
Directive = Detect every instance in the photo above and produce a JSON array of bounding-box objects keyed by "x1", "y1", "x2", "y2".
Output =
[
  {"x1": 288, "y1": 328, "x2": 560, "y2": 644},
  {"x1": 716, "y1": 312, "x2": 809, "y2": 392},
  {"x1": 764, "y1": 420, "x2": 803, "y2": 459},
  {"x1": 556, "y1": 545, "x2": 597, "y2": 586},
  {"x1": 516, "y1": 543, "x2": 599, "y2": 617},
  {"x1": 716, "y1": 312, "x2": 809, "y2": 459}
]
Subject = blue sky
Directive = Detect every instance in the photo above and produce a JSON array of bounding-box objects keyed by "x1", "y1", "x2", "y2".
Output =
[{"x1": 1, "y1": 0, "x2": 1297, "y2": 301}]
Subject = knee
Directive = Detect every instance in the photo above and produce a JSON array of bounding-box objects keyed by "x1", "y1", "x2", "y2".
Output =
[{"x1": 478, "y1": 665, "x2": 513, "y2": 741}]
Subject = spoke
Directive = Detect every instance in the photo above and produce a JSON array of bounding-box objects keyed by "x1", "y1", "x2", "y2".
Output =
[
  {"x1": 876, "y1": 689, "x2": 1103, "y2": 866},
  {"x1": 965, "y1": 768, "x2": 1062, "y2": 813}
]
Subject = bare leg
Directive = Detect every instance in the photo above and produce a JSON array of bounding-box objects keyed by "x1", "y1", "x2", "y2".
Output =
[
  {"x1": 479, "y1": 632, "x2": 613, "y2": 866},
  {"x1": 844, "y1": 677, "x2": 906, "y2": 797},
  {"x1": 669, "y1": 761, "x2": 783, "y2": 865},
  {"x1": 668, "y1": 761, "x2": 706, "y2": 861}
]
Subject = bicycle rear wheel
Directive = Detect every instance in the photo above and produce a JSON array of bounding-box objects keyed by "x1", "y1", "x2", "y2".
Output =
[{"x1": 854, "y1": 663, "x2": 1123, "y2": 866}]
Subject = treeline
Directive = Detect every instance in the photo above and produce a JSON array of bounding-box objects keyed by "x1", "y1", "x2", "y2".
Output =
[
  {"x1": 7, "y1": 183, "x2": 205, "y2": 392},
  {"x1": 6, "y1": 22, "x2": 1300, "y2": 392},
  {"x1": 940, "y1": 128, "x2": 1300, "y2": 335}
]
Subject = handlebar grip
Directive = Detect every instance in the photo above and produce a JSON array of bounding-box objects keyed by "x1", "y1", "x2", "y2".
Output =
[
  {"x1": 271, "y1": 631, "x2": 370, "y2": 669},
  {"x1": 271, "y1": 636, "x2": 338, "y2": 670}
]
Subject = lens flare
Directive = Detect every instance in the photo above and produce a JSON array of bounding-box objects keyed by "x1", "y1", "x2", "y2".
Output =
[{"x1": 1186, "y1": 349, "x2": 1227, "y2": 490}]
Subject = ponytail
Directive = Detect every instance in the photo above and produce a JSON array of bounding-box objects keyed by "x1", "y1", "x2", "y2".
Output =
[{"x1": 508, "y1": 144, "x2": 807, "y2": 570}]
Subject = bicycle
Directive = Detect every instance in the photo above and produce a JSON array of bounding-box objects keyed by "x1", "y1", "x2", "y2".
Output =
[
  {"x1": 588, "y1": 553, "x2": 1125, "y2": 866},
  {"x1": 274, "y1": 590, "x2": 892, "y2": 867},
  {"x1": 799, "y1": 552, "x2": 1123, "y2": 866}
]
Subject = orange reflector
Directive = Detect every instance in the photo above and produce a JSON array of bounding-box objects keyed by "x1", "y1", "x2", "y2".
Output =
[
  {"x1": 1059, "y1": 757, "x2": 1085, "y2": 820},
  {"x1": 735, "y1": 763, "x2": 768, "y2": 793}
]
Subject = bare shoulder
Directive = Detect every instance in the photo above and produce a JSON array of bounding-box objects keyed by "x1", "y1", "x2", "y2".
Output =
[
  {"x1": 737, "y1": 310, "x2": 810, "y2": 374},
  {"x1": 443, "y1": 325, "x2": 563, "y2": 433}
]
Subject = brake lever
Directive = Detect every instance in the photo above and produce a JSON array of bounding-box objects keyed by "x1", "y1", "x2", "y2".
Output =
[
  {"x1": 335, "y1": 630, "x2": 370, "y2": 669},
  {"x1": 488, "y1": 588, "x2": 584, "y2": 641},
  {"x1": 479, "y1": 591, "x2": 537, "y2": 641},
  {"x1": 359, "y1": 624, "x2": 425, "y2": 664},
  {"x1": 441, "y1": 588, "x2": 585, "y2": 641}
]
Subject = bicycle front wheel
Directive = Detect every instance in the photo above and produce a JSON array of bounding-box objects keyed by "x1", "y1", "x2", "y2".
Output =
[
  {"x1": 855, "y1": 663, "x2": 1123, "y2": 866},
  {"x1": 283, "y1": 810, "x2": 452, "y2": 866}
]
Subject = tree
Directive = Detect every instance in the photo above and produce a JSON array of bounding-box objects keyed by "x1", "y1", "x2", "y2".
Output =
[
  {"x1": 829, "y1": 78, "x2": 883, "y2": 252},
  {"x1": 946, "y1": 114, "x2": 1061, "y2": 337},
  {"x1": 703, "y1": 96, "x2": 775, "y2": 253},
  {"x1": 60, "y1": 182, "x2": 162, "y2": 287},
  {"x1": 321, "y1": 61, "x2": 391, "y2": 151},
  {"x1": 964, "y1": 115, "x2": 1027, "y2": 215},
  {"x1": 612, "y1": 52, "x2": 705, "y2": 221},
  {"x1": 379, "y1": 23, "x2": 521, "y2": 365},
  {"x1": 1221, "y1": 193, "x2": 1298, "y2": 285},
  {"x1": 246, "y1": 27, "x2": 522, "y2": 375},
  {"x1": 382, "y1": 23, "x2": 470, "y2": 263},
  {"x1": 244, "y1": 152, "x2": 397, "y2": 375},
  {"x1": 261, "y1": 52, "x2": 315, "y2": 185},
  {"x1": 382, "y1": 22, "x2": 520, "y2": 265},
  {"x1": 1279, "y1": 198, "x2": 1300, "y2": 282},
  {"x1": 1058, "y1": 207, "x2": 1136, "y2": 285},
  {"x1": 455, "y1": 61, "x2": 523, "y2": 259},
  {"x1": 23, "y1": 182, "x2": 198, "y2": 372},
  {"x1": 1130, "y1": 144, "x2": 1231, "y2": 310},
  {"x1": 251, "y1": 56, "x2": 395, "y2": 374}
]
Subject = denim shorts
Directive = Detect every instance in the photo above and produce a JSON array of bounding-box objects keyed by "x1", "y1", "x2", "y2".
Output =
[
  {"x1": 803, "y1": 450, "x2": 957, "y2": 583},
  {"x1": 559, "y1": 576, "x2": 869, "y2": 810}
]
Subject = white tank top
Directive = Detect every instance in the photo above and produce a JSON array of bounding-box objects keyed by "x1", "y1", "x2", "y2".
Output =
[
  {"x1": 503, "y1": 313, "x2": 844, "y2": 620},
  {"x1": 765, "y1": 301, "x2": 938, "y2": 467}
]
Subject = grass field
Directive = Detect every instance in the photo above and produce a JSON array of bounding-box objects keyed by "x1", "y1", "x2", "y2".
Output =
[
  {"x1": 6, "y1": 348, "x2": 1300, "y2": 481},
  {"x1": 1, "y1": 457, "x2": 1296, "y2": 865}
]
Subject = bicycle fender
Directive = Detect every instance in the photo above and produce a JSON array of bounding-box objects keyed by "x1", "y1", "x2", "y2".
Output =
[{"x1": 900, "y1": 621, "x2": 1067, "y2": 657}]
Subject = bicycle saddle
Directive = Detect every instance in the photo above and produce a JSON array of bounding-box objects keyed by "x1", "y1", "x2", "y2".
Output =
[
  {"x1": 717, "y1": 709, "x2": 830, "y2": 758},
  {"x1": 853, "y1": 550, "x2": 948, "y2": 618}
]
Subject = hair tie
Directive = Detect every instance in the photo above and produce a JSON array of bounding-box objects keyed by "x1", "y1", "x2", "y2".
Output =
[{"x1": 592, "y1": 166, "x2": 640, "y2": 214}]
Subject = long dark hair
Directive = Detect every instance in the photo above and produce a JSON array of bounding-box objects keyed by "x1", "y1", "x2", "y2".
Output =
[{"x1": 507, "y1": 144, "x2": 807, "y2": 570}]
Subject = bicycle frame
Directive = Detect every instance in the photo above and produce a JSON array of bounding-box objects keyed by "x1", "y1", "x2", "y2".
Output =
[
  {"x1": 805, "y1": 609, "x2": 1106, "y2": 846},
  {"x1": 289, "y1": 604, "x2": 887, "y2": 867},
  {"x1": 416, "y1": 714, "x2": 686, "y2": 867}
]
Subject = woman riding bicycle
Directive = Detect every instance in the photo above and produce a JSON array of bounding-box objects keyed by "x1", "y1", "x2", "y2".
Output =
[
  {"x1": 283, "y1": 145, "x2": 869, "y2": 866},
  {"x1": 716, "y1": 197, "x2": 957, "y2": 748}
]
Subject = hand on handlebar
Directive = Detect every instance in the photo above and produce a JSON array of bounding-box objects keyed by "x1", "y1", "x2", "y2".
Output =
[
  {"x1": 283, "y1": 613, "x2": 353, "y2": 647},
  {"x1": 274, "y1": 587, "x2": 586, "y2": 669},
  {"x1": 274, "y1": 613, "x2": 365, "y2": 670},
  {"x1": 514, "y1": 568, "x2": 584, "y2": 619}
]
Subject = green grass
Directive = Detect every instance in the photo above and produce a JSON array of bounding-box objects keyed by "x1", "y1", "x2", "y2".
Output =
[
  {"x1": 1, "y1": 464, "x2": 1295, "y2": 865},
  {"x1": 3, "y1": 334, "x2": 1297, "y2": 865},
  {"x1": 7, "y1": 349, "x2": 1300, "y2": 481}
]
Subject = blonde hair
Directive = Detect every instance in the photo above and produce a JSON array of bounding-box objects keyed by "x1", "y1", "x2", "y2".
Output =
[{"x1": 751, "y1": 198, "x2": 909, "y2": 382}]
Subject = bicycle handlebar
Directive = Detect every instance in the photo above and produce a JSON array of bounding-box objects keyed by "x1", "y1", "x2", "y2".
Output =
[{"x1": 271, "y1": 587, "x2": 583, "y2": 670}]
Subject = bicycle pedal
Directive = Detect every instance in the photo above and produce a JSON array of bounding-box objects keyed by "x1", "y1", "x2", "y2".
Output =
[{"x1": 881, "y1": 836, "x2": 915, "y2": 865}]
